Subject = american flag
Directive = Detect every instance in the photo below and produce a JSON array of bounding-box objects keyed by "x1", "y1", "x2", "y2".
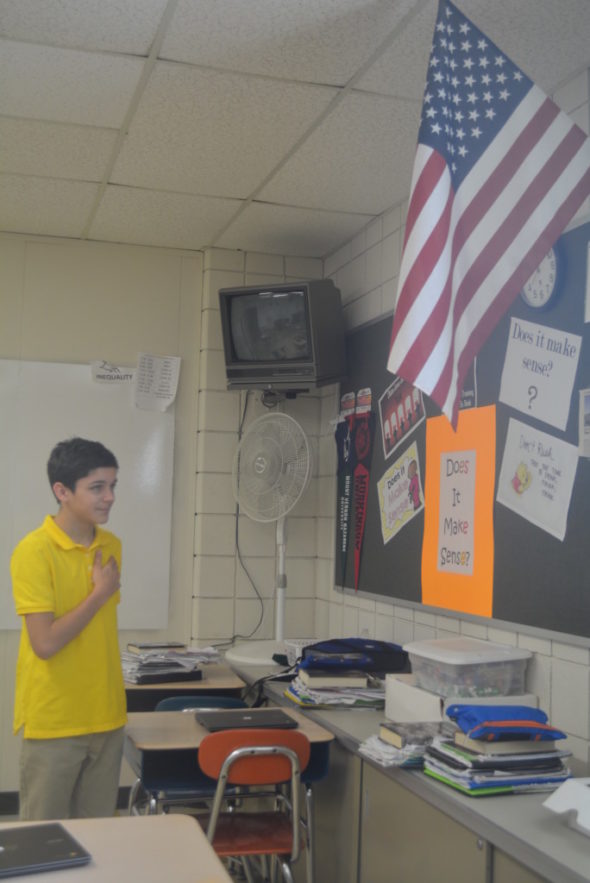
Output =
[{"x1": 387, "y1": 0, "x2": 590, "y2": 427}]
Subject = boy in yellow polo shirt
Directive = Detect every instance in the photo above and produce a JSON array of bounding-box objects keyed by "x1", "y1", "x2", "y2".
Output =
[{"x1": 11, "y1": 437, "x2": 127, "y2": 819}]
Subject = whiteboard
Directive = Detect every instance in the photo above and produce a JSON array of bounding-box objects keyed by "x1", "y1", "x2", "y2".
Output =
[{"x1": 0, "y1": 360, "x2": 174, "y2": 629}]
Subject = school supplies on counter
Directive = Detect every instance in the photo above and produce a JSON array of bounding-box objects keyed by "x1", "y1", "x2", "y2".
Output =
[
  {"x1": 284, "y1": 676, "x2": 385, "y2": 709},
  {"x1": 423, "y1": 703, "x2": 571, "y2": 796}
]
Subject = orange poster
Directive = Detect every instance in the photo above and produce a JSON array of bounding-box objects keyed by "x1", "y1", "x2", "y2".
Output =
[{"x1": 421, "y1": 405, "x2": 495, "y2": 617}]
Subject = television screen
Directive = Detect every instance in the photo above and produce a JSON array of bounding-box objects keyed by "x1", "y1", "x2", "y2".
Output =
[
  {"x1": 229, "y1": 289, "x2": 311, "y2": 362},
  {"x1": 219, "y1": 279, "x2": 346, "y2": 393}
]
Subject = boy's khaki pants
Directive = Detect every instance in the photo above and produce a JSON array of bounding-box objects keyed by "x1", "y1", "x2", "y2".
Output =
[{"x1": 19, "y1": 727, "x2": 124, "y2": 820}]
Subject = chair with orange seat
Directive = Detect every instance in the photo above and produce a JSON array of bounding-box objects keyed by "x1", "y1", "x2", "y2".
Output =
[{"x1": 197, "y1": 728, "x2": 311, "y2": 883}]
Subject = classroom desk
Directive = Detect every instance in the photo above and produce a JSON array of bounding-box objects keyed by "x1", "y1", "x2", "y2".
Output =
[
  {"x1": 124, "y1": 706, "x2": 334, "y2": 797},
  {"x1": 0, "y1": 814, "x2": 232, "y2": 882},
  {"x1": 124, "y1": 663, "x2": 246, "y2": 711},
  {"x1": 232, "y1": 661, "x2": 590, "y2": 883}
]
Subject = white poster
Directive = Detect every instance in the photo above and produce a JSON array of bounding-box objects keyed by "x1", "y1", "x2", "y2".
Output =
[
  {"x1": 497, "y1": 418, "x2": 578, "y2": 541},
  {"x1": 437, "y1": 449, "x2": 476, "y2": 576},
  {"x1": 134, "y1": 353, "x2": 181, "y2": 412},
  {"x1": 499, "y1": 317, "x2": 581, "y2": 430}
]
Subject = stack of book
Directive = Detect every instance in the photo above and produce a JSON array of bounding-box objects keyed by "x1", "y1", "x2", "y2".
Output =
[
  {"x1": 363, "y1": 719, "x2": 454, "y2": 768},
  {"x1": 423, "y1": 729, "x2": 572, "y2": 796},
  {"x1": 121, "y1": 642, "x2": 220, "y2": 684},
  {"x1": 285, "y1": 668, "x2": 385, "y2": 708}
]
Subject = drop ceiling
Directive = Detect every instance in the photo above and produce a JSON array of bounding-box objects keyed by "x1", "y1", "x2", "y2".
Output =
[{"x1": 1, "y1": 0, "x2": 590, "y2": 258}]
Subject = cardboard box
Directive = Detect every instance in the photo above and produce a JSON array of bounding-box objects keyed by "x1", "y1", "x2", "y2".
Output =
[{"x1": 384, "y1": 673, "x2": 538, "y2": 722}]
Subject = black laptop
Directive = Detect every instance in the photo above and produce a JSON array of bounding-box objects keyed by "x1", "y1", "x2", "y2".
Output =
[
  {"x1": 195, "y1": 707, "x2": 298, "y2": 732},
  {"x1": 0, "y1": 822, "x2": 91, "y2": 878}
]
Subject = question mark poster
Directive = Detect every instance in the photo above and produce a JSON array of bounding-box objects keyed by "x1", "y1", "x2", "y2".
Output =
[
  {"x1": 499, "y1": 317, "x2": 581, "y2": 430},
  {"x1": 421, "y1": 406, "x2": 496, "y2": 617},
  {"x1": 497, "y1": 418, "x2": 579, "y2": 541}
]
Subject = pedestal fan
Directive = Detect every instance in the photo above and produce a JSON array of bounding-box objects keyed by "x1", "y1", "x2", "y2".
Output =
[{"x1": 225, "y1": 413, "x2": 311, "y2": 666}]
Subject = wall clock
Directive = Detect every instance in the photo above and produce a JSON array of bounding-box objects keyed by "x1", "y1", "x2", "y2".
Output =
[{"x1": 520, "y1": 245, "x2": 562, "y2": 310}]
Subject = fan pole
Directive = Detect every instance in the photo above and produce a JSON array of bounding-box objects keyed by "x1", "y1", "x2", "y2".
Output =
[{"x1": 276, "y1": 517, "x2": 287, "y2": 642}]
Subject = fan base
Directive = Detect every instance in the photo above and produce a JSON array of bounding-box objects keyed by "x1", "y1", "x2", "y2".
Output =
[{"x1": 225, "y1": 640, "x2": 286, "y2": 667}]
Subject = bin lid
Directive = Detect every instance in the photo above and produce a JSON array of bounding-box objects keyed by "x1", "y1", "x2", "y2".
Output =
[{"x1": 403, "y1": 637, "x2": 531, "y2": 664}]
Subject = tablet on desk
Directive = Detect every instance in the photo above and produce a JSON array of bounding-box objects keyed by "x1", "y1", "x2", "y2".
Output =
[
  {"x1": 196, "y1": 708, "x2": 298, "y2": 732},
  {"x1": 0, "y1": 822, "x2": 91, "y2": 878}
]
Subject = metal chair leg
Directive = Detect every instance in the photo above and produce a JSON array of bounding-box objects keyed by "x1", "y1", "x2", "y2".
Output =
[
  {"x1": 128, "y1": 778, "x2": 148, "y2": 815},
  {"x1": 279, "y1": 859, "x2": 295, "y2": 883},
  {"x1": 241, "y1": 856, "x2": 256, "y2": 883},
  {"x1": 304, "y1": 783, "x2": 314, "y2": 883}
]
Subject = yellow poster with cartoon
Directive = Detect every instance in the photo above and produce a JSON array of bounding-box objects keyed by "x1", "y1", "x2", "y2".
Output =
[{"x1": 377, "y1": 440, "x2": 423, "y2": 544}]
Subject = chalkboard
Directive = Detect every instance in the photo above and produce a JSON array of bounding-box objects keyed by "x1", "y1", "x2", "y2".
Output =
[
  {"x1": 0, "y1": 360, "x2": 175, "y2": 629},
  {"x1": 337, "y1": 217, "x2": 590, "y2": 639}
]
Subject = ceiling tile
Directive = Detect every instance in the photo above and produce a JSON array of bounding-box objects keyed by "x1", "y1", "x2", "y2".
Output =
[
  {"x1": 0, "y1": 118, "x2": 117, "y2": 180},
  {"x1": 0, "y1": 40, "x2": 144, "y2": 127},
  {"x1": 215, "y1": 201, "x2": 372, "y2": 257},
  {"x1": 111, "y1": 62, "x2": 338, "y2": 197},
  {"x1": 462, "y1": 0, "x2": 590, "y2": 94},
  {"x1": 0, "y1": 0, "x2": 168, "y2": 54},
  {"x1": 355, "y1": 3, "x2": 438, "y2": 98},
  {"x1": 0, "y1": 174, "x2": 98, "y2": 237},
  {"x1": 162, "y1": 0, "x2": 417, "y2": 85},
  {"x1": 89, "y1": 184, "x2": 242, "y2": 250},
  {"x1": 359, "y1": 0, "x2": 590, "y2": 100},
  {"x1": 259, "y1": 91, "x2": 421, "y2": 215}
]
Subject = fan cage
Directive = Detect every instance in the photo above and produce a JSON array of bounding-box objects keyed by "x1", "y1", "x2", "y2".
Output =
[{"x1": 232, "y1": 413, "x2": 311, "y2": 522}]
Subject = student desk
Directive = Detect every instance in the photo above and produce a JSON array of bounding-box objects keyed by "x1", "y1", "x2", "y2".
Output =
[
  {"x1": 232, "y1": 661, "x2": 590, "y2": 883},
  {"x1": 124, "y1": 706, "x2": 334, "y2": 799},
  {"x1": 0, "y1": 814, "x2": 232, "y2": 882},
  {"x1": 124, "y1": 663, "x2": 246, "y2": 711}
]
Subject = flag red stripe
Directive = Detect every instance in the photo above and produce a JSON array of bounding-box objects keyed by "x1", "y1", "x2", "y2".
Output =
[
  {"x1": 392, "y1": 153, "x2": 448, "y2": 337},
  {"x1": 403, "y1": 151, "x2": 447, "y2": 250},
  {"x1": 392, "y1": 192, "x2": 453, "y2": 374}
]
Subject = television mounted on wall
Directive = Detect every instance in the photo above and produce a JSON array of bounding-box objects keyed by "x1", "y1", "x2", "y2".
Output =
[{"x1": 218, "y1": 279, "x2": 346, "y2": 396}]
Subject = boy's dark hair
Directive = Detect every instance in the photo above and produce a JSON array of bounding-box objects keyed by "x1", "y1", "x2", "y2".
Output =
[{"x1": 47, "y1": 437, "x2": 118, "y2": 492}]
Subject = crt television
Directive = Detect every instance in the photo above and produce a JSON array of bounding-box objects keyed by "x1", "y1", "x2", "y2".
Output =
[{"x1": 218, "y1": 279, "x2": 346, "y2": 393}]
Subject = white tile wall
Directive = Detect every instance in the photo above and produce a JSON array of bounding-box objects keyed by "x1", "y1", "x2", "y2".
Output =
[{"x1": 193, "y1": 248, "x2": 323, "y2": 649}]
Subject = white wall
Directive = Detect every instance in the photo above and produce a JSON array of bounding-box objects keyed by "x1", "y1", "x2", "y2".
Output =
[
  {"x1": 318, "y1": 68, "x2": 590, "y2": 764},
  {"x1": 0, "y1": 233, "x2": 201, "y2": 790}
]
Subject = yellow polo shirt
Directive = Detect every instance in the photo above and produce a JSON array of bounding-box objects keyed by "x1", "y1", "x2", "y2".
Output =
[{"x1": 11, "y1": 516, "x2": 127, "y2": 739}]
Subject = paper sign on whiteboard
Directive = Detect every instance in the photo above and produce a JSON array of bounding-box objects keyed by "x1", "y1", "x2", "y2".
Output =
[
  {"x1": 134, "y1": 353, "x2": 181, "y2": 411},
  {"x1": 499, "y1": 317, "x2": 581, "y2": 430},
  {"x1": 497, "y1": 418, "x2": 578, "y2": 541}
]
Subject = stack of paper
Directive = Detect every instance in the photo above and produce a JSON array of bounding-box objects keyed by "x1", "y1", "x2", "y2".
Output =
[
  {"x1": 359, "y1": 735, "x2": 424, "y2": 768},
  {"x1": 423, "y1": 736, "x2": 572, "y2": 796},
  {"x1": 121, "y1": 645, "x2": 220, "y2": 684},
  {"x1": 284, "y1": 674, "x2": 385, "y2": 708}
]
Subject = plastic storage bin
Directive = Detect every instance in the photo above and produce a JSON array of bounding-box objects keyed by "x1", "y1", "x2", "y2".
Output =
[{"x1": 403, "y1": 637, "x2": 531, "y2": 698}]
